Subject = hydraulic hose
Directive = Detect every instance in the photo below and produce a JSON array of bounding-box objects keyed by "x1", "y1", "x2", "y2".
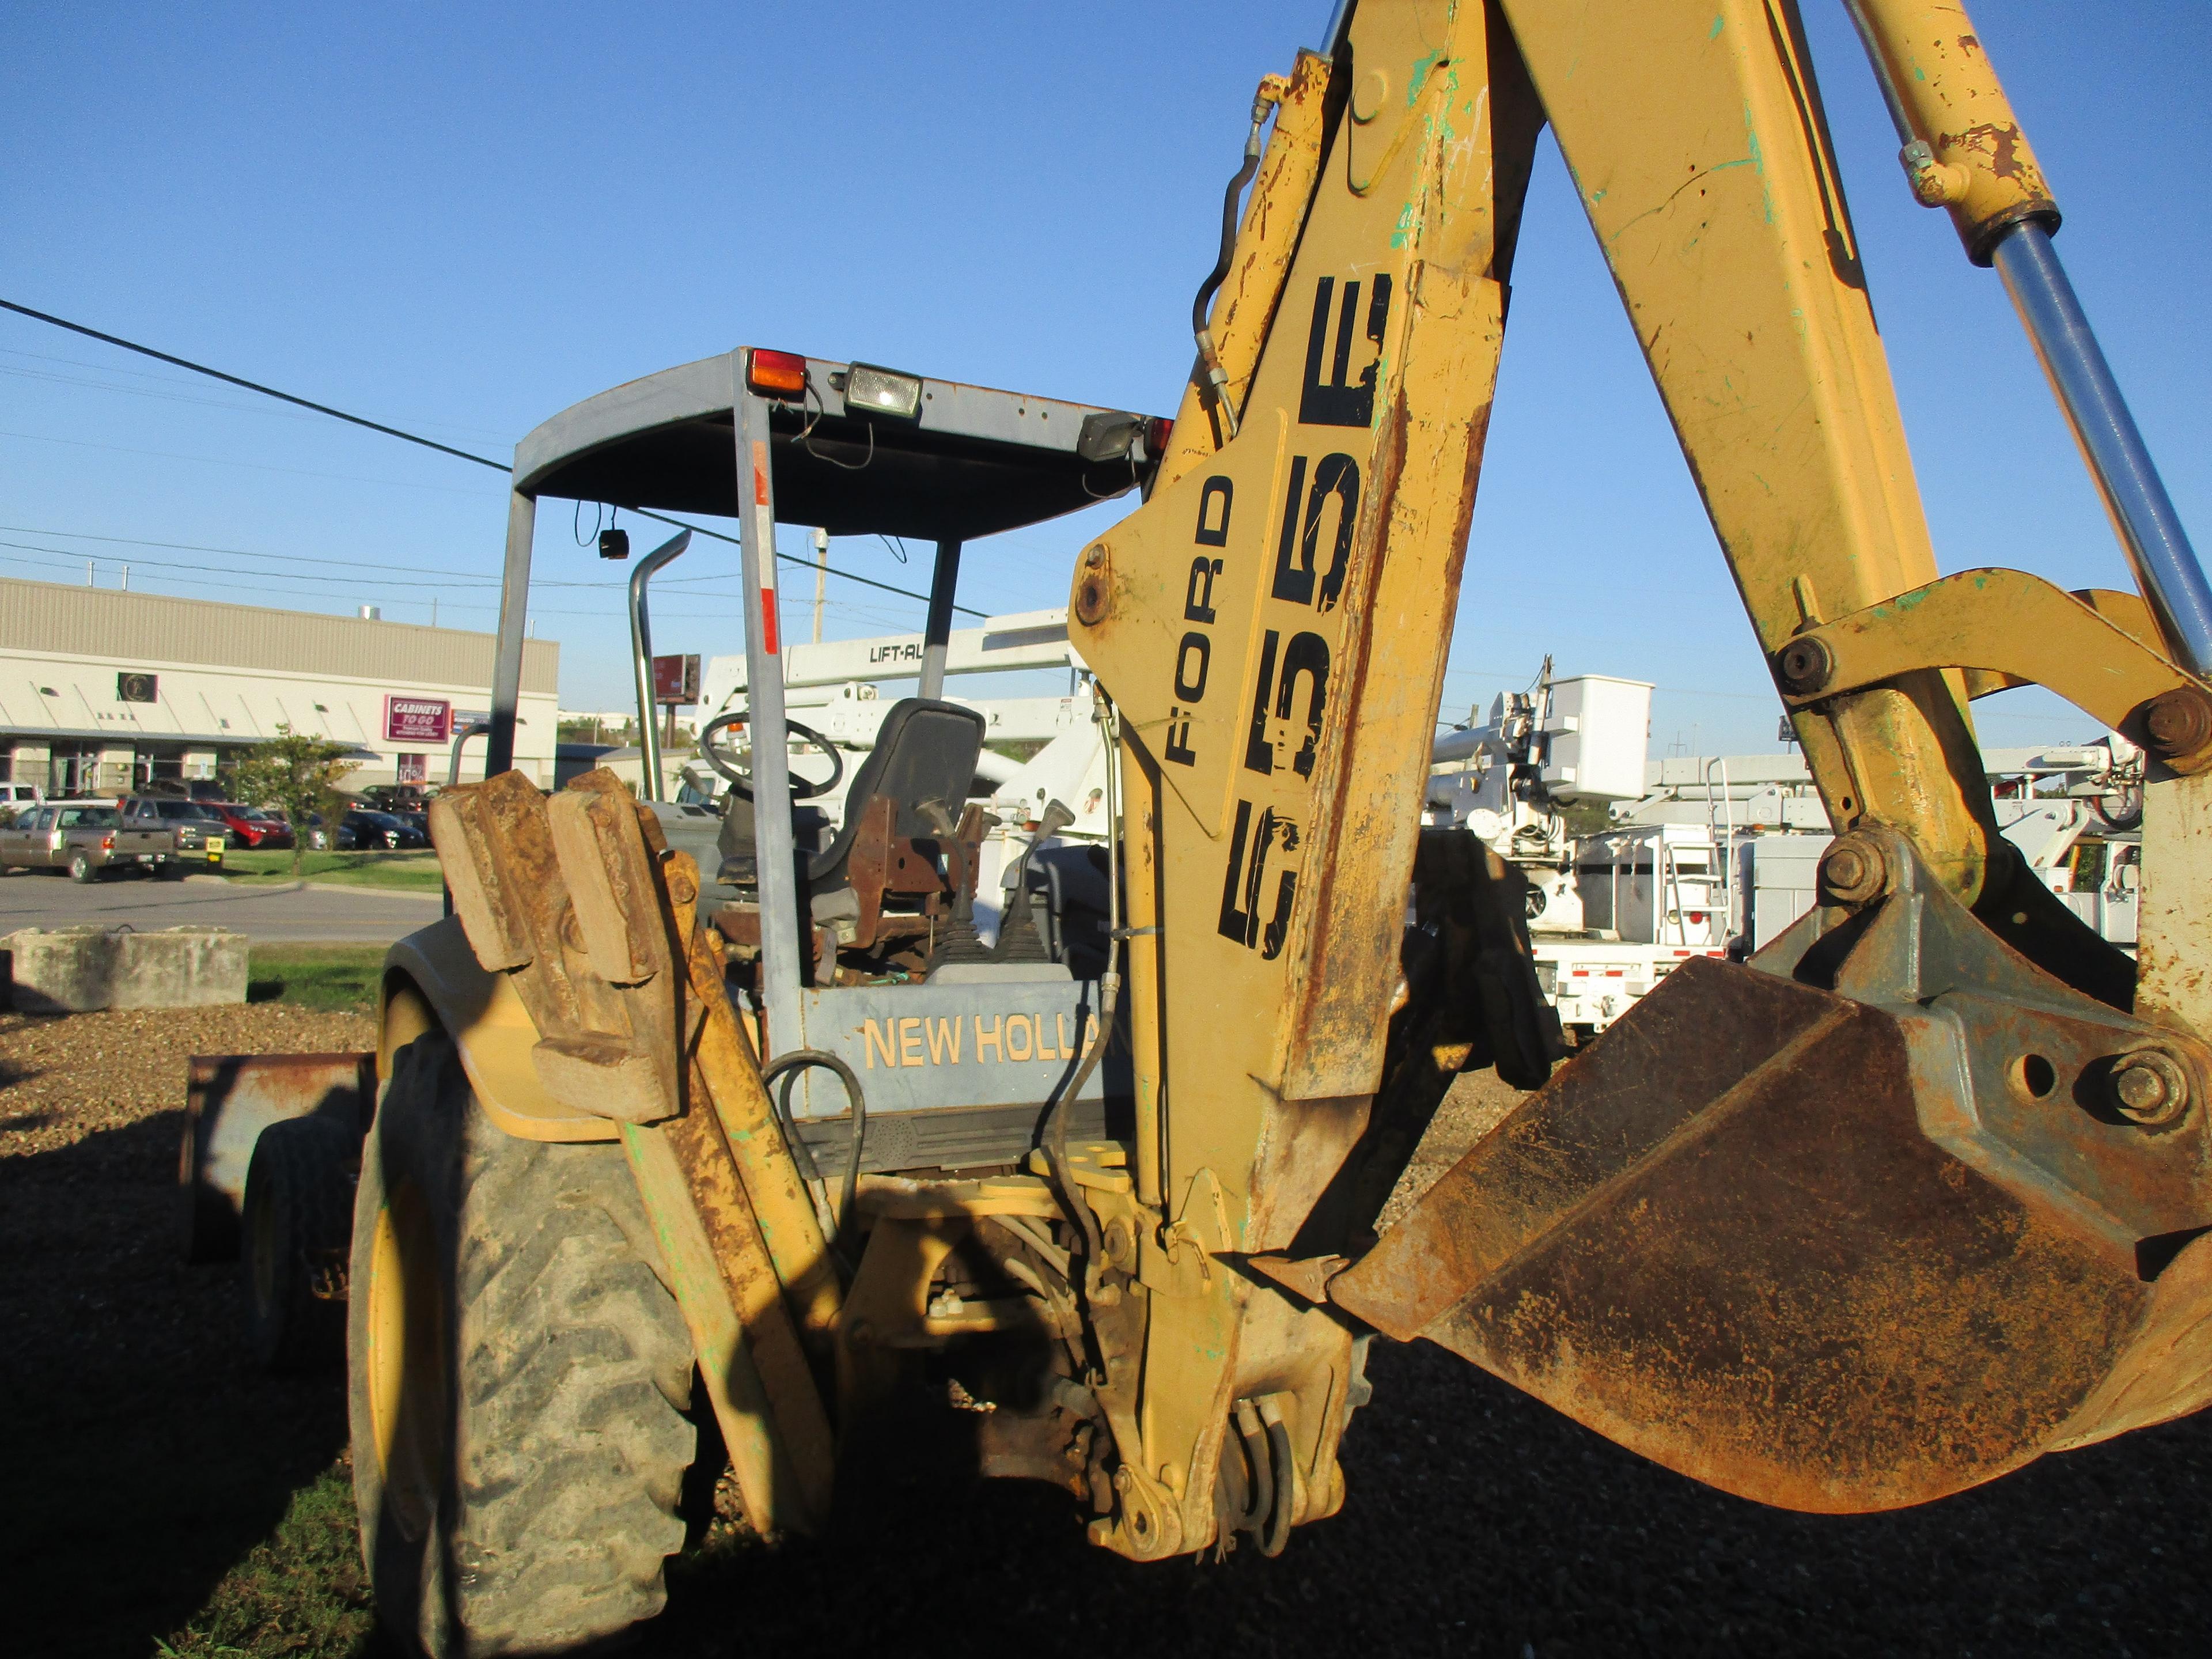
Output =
[
  {"x1": 1259, "y1": 1402, "x2": 1296, "y2": 1558},
  {"x1": 1042, "y1": 693, "x2": 1120, "y2": 1292},
  {"x1": 1188, "y1": 81, "x2": 1287, "y2": 442},
  {"x1": 759, "y1": 1048, "x2": 865, "y2": 1257},
  {"x1": 1232, "y1": 1399, "x2": 1275, "y2": 1540}
]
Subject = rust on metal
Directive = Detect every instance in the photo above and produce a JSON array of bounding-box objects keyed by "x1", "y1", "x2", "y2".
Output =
[
  {"x1": 669, "y1": 854, "x2": 843, "y2": 1338},
  {"x1": 430, "y1": 767, "x2": 846, "y2": 1533},
  {"x1": 430, "y1": 769, "x2": 680, "y2": 1122},
  {"x1": 1244, "y1": 1252, "x2": 1349, "y2": 1305},
  {"x1": 2142, "y1": 686, "x2": 2212, "y2": 762},
  {"x1": 1330, "y1": 952, "x2": 2212, "y2": 1512},
  {"x1": 654, "y1": 1078, "x2": 838, "y2": 1513},
  {"x1": 179, "y1": 1051, "x2": 373, "y2": 1262},
  {"x1": 1073, "y1": 544, "x2": 1111, "y2": 627}
]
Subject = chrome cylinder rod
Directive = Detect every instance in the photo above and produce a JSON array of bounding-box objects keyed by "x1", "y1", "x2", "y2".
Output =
[
  {"x1": 627, "y1": 528, "x2": 691, "y2": 801},
  {"x1": 1992, "y1": 222, "x2": 2212, "y2": 677}
]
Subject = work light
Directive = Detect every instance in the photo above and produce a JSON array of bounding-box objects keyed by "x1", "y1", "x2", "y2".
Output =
[{"x1": 842, "y1": 362, "x2": 924, "y2": 421}]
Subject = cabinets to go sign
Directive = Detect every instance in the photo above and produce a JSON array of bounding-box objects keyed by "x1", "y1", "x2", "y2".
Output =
[{"x1": 384, "y1": 695, "x2": 452, "y2": 743}]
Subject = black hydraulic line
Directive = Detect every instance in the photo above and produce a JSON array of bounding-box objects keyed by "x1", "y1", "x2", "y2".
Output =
[
  {"x1": 758, "y1": 1048, "x2": 865, "y2": 1256},
  {"x1": 1233, "y1": 1400, "x2": 1275, "y2": 1540},
  {"x1": 1190, "y1": 137, "x2": 1264, "y2": 346},
  {"x1": 1044, "y1": 998, "x2": 1113, "y2": 1290},
  {"x1": 1187, "y1": 85, "x2": 1281, "y2": 441},
  {"x1": 0, "y1": 297, "x2": 981, "y2": 615},
  {"x1": 1260, "y1": 1412, "x2": 1296, "y2": 1558},
  {"x1": 1041, "y1": 692, "x2": 1121, "y2": 1292}
]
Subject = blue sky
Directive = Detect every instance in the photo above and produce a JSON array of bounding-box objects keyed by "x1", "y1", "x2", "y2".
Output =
[{"x1": 5, "y1": 1, "x2": 2207, "y2": 757}]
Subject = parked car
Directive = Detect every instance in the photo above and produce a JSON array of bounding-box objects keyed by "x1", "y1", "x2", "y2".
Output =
[
  {"x1": 302, "y1": 813, "x2": 357, "y2": 851},
  {"x1": 119, "y1": 797, "x2": 233, "y2": 873},
  {"x1": 0, "y1": 800, "x2": 188, "y2": 882},
  {"x1": 1, "y1": 782, "x2": 43, "y2": 809},
  {"x1": 343, "y1": 809, "x2": 427, "y2": 850},
  {"x1": 206, "y1": 802, "x2": 295, "y2": 850}
]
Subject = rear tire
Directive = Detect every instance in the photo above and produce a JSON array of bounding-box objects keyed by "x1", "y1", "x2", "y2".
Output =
[
  {"x1": 242, "y1": 1115, "x2": 357, "y2": 1372},
  {"x1": 349, "y1": 1032, "x2": 694, "y2": 1657},
  {"x1": 68, "y1": 851, "x2": 96, "y2": 884}
]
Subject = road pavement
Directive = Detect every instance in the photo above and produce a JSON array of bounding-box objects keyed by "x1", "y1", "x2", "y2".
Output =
[{"x1": 0, "y1": 870, "x2": 444, "y2": 942}]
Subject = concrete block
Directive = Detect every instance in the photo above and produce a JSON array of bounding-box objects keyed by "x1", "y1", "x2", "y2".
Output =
[
  {"x1": 117, "y1": 927, "x2": 248, "y2": 1008},
  {"x1": 3, "y1": 926, "x2": 120, "y2": 1013},
  {"x1": 3, "y1": 925, "x2": 248, "y2": 1012}
]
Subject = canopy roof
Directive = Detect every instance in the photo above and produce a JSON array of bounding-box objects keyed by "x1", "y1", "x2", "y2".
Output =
[{"x1": 513, "y1": 351, "x2": 1165, "y2": 543}]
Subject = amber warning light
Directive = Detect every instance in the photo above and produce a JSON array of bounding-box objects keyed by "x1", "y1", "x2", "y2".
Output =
[{"x1": 746, "y1": 349, "x2": 809, "y2": 399}]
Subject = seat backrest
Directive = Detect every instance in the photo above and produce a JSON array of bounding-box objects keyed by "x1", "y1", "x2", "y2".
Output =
[{"x1": 809, "y1": 698, "x2": 986, "y2": 888}]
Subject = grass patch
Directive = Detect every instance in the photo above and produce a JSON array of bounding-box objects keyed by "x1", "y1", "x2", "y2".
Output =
[
  {"x1": 155, "y1": 1458, "x2": 373, "y2": 1659},
  {"x1": 247, "y1": 945, "x2": 386, "y2": 1012},
  {"x1": 224, "y1": 850, "x2": 444, "y2": 892}
]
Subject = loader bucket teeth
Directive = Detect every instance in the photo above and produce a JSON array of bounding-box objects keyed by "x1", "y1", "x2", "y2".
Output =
[
  {"x1": 1331, "y1": 904, "x2": 2212, "y2": 1513},
  {"x1": 428, "y1": 768, "x2": 682, "y2": 1124}
]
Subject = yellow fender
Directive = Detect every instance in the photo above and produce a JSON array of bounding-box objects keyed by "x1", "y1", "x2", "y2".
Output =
[{"x1": 379, "y1": 915, "x2": 618, "y2": 1143}]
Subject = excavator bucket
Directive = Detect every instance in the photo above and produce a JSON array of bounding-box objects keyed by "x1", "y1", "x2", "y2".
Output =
[{"x1": 1328, "y1": 827, "x2": 2212, "y2": 1512}]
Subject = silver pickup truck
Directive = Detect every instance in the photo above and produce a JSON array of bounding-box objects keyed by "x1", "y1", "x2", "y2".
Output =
[{"x1": 0, "y1": 799, "x2": 224, "y2": 882}]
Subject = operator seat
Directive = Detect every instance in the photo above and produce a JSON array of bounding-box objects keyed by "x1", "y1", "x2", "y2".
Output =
[
  {"x1": 714, "y1": 696, "x2": 986, "y2": 897},
  {"x1": 808, "y1": 698, "x2": 986, "y2": 890}
]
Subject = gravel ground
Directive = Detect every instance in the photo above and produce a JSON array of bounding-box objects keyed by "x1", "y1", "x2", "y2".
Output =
[
  {"x1": 1, "y1": 1004, "x2": 376, "y2": 1657},
  {"x1": 5, "y1": 1015, "x2": 2209, "y2": 1657}
]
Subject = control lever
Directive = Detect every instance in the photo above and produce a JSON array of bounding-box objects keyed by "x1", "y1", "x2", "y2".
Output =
[{"x1": 993, "y1": 798, "x2": 1075, "y2": 962}]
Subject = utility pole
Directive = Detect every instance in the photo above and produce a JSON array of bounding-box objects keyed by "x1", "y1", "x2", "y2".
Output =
[{"x1": 812, "y1": 525, "x2": 828, "y2": 644}]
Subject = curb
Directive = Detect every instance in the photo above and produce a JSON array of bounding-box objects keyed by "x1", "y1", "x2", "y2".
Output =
[
  {"x1": 301, "y1": 881, "x2": 444, "y2": 900},
  {"x1": 197, "y1": 876, "x2": 439, "y2": 899}
]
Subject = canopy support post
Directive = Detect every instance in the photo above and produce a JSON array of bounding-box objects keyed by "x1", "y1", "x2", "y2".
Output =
[
  {"x1": 919, "y1": 538, "x2": 962, "y2": 700},
  {"x1": 487, "y1": 489, "x2": 536, "y2": 778}
]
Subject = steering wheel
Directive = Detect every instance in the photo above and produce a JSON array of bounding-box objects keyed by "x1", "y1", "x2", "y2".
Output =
[{"x1": 698, "y1": 710, "x2": 846, "y2": 802}]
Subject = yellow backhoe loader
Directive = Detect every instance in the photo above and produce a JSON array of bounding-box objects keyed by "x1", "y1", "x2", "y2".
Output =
[{"x1": 197, "y1": 2, "x2": 2212, "y2": 1651}]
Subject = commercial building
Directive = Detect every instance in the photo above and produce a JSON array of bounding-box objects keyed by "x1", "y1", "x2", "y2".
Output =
[{"x1": 0, "y1": 578, "x2": 558, "y2": 796}]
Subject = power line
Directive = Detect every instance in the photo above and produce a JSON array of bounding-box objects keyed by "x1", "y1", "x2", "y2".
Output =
[
  {"x1": 0, "y1": 427, "x2": 493, "y2": 495},
  {"x1": 0, "y1": 522, "x2": 846, "y2": 597},
  {"x1": 0, "y1": 344, "x2": 517, "y2": 442},
  {"x1": 1, "y1": 297, "x2": 982, "y2": 615},
  {"x1": 0, "y1": 536, "x2": 484, "y2": 592},
  {"x1": 2, "y1": 533, "x2": 504, "y2": 593},
  {"x1": 1, "y1": 298, "x2": 510, "y2": 468}
]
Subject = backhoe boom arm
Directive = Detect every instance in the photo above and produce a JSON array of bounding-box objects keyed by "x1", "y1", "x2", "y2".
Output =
[{"x1": 1065, "y1": 0, "x2": 2212, "y2": 1543}]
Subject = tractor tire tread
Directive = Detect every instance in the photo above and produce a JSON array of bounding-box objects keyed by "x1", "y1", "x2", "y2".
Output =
[
  {"x1": 241, "y1": 1113, "x2": 355, "y2": 1372},
  {"x1": 351, "y1": 1033, "x2": 693, "y2": 1658}
]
